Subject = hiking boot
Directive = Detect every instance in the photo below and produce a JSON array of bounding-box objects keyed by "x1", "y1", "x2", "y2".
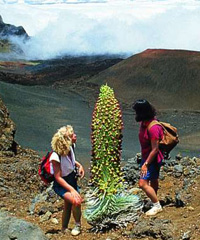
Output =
[
  {"x1": 145, "y1": 205, "x2": 162, "y2": 216},
  {"x1": 71, "y1": 225, "x2": 81, "y2": 236}
]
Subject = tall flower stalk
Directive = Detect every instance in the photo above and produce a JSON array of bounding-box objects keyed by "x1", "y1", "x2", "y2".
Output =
[
  {"x1": 90, "y1": 84, "x2": 123, "y2": 195},
  {"x1": 84, "y1": 85, "x2": 143, "y2": 230}
]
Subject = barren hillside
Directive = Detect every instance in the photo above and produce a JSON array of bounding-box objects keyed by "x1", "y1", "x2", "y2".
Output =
[{"x1": 88, "y1": 49, "x2": 200, "y2": 111}]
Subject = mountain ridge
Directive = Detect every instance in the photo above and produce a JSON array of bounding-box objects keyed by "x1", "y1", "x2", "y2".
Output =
[{"x1": 88, "y1": 48, "x2": 200, "y2": 110}]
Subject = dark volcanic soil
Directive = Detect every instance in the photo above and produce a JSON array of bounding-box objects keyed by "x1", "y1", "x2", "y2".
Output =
[
  {"x1": 0, "y1": 55, "x2": 122, "y2": 86},
  {"x1": 0, "y1": 80, "x2": 199, "y2": 169}
]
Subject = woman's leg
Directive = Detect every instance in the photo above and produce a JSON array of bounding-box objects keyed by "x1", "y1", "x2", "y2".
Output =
[
  {"x1": 72, "y1": 205, "x2": 81, "y2": 224},
  {"x1": 150, "y1": 179, "x2": 159, "y2": 194},
  {"x1": 139, "y1": 179, "x2": 158, "y2": 203},
  {"x1": 139, "y1": 179, "x2": 162, "y2": 216},
  {"x1": 62, "y1": 199, "x2": 72, "y2": 231},
  {"x1": 62, "y1": 192, "x2": 76, "y2": 231},
  {"x1": 70, "y1": 205, "x2": 82, "y2": 236},
  {"x1": 62, "y1": 192, "x2": 82, "y2": 234}
]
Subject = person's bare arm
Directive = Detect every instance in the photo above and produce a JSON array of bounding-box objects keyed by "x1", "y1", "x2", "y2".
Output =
[
  {"x1": 75, "y1": 161, "x2": 85, "y2": 178},
  {"x1": 141, "y1": 139, "x2": 159, "y2": 177}
]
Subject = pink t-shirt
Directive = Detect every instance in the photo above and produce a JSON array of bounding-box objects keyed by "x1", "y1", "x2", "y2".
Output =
[{"x1": 139, "y1": 119, "x2": 164, "y2": 163}]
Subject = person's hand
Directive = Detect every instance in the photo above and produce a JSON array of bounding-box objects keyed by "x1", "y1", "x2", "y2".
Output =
[
  {"x1": 70, "y1": 189, "x2": 83, "y2": 206},
  {"x1": 140, "y1": 163, "x2": 148, "y2": 177},
  {"x1": 78, "y1": 165, "x2": 85, "y2": 179}
]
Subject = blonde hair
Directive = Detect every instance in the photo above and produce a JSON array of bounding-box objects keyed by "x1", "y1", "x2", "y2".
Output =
[{"x1": 51, "y1": 125, "x2": 74, "y2": 156}]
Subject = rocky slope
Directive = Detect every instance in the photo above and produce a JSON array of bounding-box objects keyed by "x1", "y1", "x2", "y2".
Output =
[
  {"x1": 0, "y1": 15, "x2": 29, "y2": 55},
  {"x1": 0, "y1": 96, "x2": 200, "y2": 240},
  {"x1": 0, "y1": 97, "x2": 17, "y2": 156},
  {"x1": 0, "y1": 15, "x2": 28, "y2": 39},
  {"x1": 0, "y1": 96, "x2": 49, "y2": 239}
]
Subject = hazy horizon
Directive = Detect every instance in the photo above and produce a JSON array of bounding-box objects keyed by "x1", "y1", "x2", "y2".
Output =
[{"x1": 1, "y1": 0, "x2": 200, "y2": 60}]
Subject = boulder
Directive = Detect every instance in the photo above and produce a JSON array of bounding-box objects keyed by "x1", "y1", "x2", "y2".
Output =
[
  {"x1": 0, "y1": 211, "x2": 48, "y2": 240},
  {"x1": 130, "y1": 218, "x2": 174, "y2": 240}
]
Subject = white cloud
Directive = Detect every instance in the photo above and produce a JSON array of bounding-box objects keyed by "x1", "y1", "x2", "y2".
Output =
[{"x1": 1, "y1": 1, "x2": 200, "y2": 59}]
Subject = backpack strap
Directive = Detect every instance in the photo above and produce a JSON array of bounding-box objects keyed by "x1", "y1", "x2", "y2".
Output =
[
  {"x1": 147, "y1": 120, "x2": 163, "y2": 131},
  {"x1": 72, "y1": 143, "x2": 75, "y2": 152},
  {"x1": 52, "y1": 151, "x2": 61, "y2": 161}
]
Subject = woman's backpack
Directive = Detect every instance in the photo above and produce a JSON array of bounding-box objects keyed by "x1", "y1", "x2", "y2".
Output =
[
  {"x1": 38, "y1": 151, "x2": 60, "y2": 185},
  {"x1": 147, "y1": 120, "x2": 179, "y2": 157}
]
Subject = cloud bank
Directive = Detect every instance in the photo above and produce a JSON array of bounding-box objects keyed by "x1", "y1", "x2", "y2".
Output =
[{"x1": 1, "y1": 1, "x2": 200, "y2": 60}]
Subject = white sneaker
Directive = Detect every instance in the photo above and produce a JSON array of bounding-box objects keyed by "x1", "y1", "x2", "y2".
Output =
[
  {"x1": 145, "y1": 205, "x2": 162, "y2": 216},
  {"x1": 71, "y1": 225, "x2": 81, "y2": 236}
]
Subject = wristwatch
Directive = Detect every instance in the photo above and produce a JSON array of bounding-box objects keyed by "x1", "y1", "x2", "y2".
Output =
[{"x1": 144, "y1": 161, "x2": 149, "y2": 167}]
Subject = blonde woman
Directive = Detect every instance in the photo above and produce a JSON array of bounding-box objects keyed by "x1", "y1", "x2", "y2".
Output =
[{"x1": 50, "y1": 125, "x2": 84, "y2": 236}]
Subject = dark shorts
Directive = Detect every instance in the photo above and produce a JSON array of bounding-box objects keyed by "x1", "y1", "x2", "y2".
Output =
[
  {"x1": 140, "y1": 159, "x2": 162, "y2": 180},
  {"x1": 53, "y1": 171, "x2": 78, "y2": 199}
]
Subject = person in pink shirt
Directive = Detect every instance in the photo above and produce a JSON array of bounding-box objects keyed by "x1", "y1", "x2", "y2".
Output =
[{"x1": 132, "y1": 99, "x2": 163, "y2": 216}]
